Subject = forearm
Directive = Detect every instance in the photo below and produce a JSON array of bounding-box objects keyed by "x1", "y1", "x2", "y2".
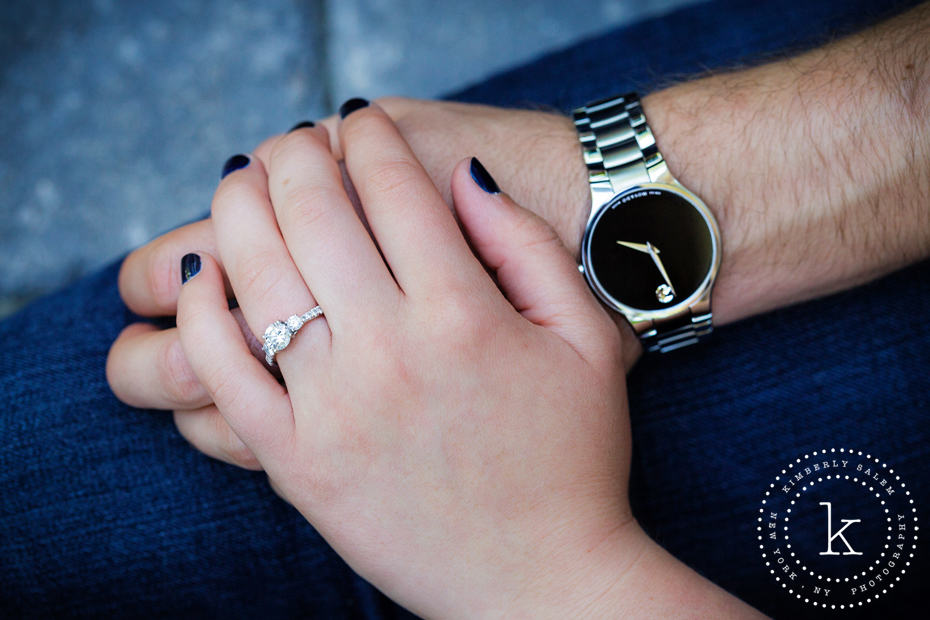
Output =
[{"x1": 636, "y1": 3, "x2": 930, "y2": 326}]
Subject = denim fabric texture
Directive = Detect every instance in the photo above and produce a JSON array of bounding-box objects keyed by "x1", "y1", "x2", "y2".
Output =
[{"x1": 2, "y1": 0, "x2": 927, "y2": 617}]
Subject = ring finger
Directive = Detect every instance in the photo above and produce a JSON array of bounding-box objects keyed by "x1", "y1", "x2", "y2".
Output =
[{"x1": 211, "y1": 138, "x2": 328, "y2": 364}]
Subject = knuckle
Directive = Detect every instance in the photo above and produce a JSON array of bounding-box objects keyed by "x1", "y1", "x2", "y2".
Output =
[
  {"x1": 298, "y1": 426, "x2": 369, "y2": 504},
  {"x1": 176, "y1": 295, "x2": 211, "y2": 333},
  {"x1": 364, "y1": 156, "x2": 422, "y2": 197},
  {"x1": 268, "y1": 129, "x2": 321, "y2": 170},
  {"x1": 203, "y1": 363, "x2": 246, "y2": 414},
  {"x1": 297, "y1": 466, "x2": 340, "y2": 505},
  {"x1": 279, "y1": 183, "x2": 343, "y2": 231},
  {"x1": 211, "y1": 176, "x2": 264, "y2": 221},
  {"x1": 341, "y1": 109, "x2": 390, "y2": 146},
  {"x1": 233, "y1": 249, "x2": 286, "y2": 306},
  {"x1": 220, "y1": 422, "x2": 261, "y2": 470},
  {"x1": 254, "y1": 134, "x2": 280, "y2": 162},
  {"x1": 105, "y1": 328, "x2": 132, "y2": 400},
  {"x1": 372, "y1": 95, "x2": 411, "y2": 114},
  {"x1": 435, "y1": 294, "x2": 474, "y2": 331},
  {"x1": 142, "y1": 240, "x2": 180, "y2": 310},
  {"x1": 427, "y1": 293, "x2": 493, "y2": 347},
  {"x1": 515, "y1": 212, "x2": 560, "y2": 252},
  {"x1": 363, "y1": 333, "x2": 415, "y2": 390},
  {"x1": 267, "y1": 476, "x2": 291, "y2": 504},
  {"x1": 159, "y1": 337, "x2": 206, "y2": 406}
]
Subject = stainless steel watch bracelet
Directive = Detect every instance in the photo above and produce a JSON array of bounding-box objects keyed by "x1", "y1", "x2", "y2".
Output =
[
  {"x1": 573, "y1": 93, "x2": 671, "y2": 214},
  {"x1": 573, "y1": 93, "x2": 713, "y2": 353},
  {"x1": 641, "y1": 310, "x2": 713, "y2": 353}
]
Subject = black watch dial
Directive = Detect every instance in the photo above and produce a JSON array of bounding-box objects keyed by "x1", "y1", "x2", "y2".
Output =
[{"x1": 584, "y1": 187, "x2": 715, "y2": 312}]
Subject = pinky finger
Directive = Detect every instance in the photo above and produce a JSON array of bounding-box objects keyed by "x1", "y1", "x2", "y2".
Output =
[
  {"x1": 173, "y1": 406, "x2": 263, "y2": 471},
  {"x1": 176, "y1": 252, "x2": 295, "y2": 466}
]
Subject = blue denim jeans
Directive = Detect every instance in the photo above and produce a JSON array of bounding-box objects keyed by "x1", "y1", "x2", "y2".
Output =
[{"x1": 2, "y1": 0, "x2": 926, "y2": 617}]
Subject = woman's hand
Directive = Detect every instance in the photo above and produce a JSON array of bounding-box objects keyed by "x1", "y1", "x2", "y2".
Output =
[
  {"x1": 108, "y1": 98, "x2": 641, "y2": 470},
  {"x1": 158, "y1": 103, "x2": 760, "y2": 618},
  {"x1": 172, "y1": 103, "x2": 638, "y2": 616}
]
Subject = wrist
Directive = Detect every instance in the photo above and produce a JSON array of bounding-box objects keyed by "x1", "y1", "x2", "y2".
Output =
[
  {"x1": 501, "y1": 519, "x2": 763, "y2": 618},
  {"x1": 496, "y1": 517, "x2": 651, "y2": 618},
  {"x1": 526, "y1": 112, "x2": 592, "y2": 258},
  {"x1": 640, "y1": 6, "x2": 930, "y2": 327}
]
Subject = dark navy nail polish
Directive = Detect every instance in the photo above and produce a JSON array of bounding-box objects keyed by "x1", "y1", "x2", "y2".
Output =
[
  {"x1": 339, "y1": 97, "x2": 369, "y2": 119},
  {"x1": 221, "y1": 154, "x2": 250, "y2": 179},
  {"x1": 288, "y1": 120, "x2": 315, "y2": 132},
  {"x1": 469, "y1": 157, "x2": 501, "y2": 194},
  {"x1": 181, "y1": 253, "x2": 201, "y2": 284}
]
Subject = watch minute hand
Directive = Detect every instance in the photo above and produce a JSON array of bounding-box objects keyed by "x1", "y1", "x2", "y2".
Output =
[{"x1": 646, "y1": 242, "x2": 676, "y2": 294}]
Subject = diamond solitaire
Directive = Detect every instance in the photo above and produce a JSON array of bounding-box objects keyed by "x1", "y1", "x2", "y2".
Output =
[{"x1": 261, "y1": 305, "x2": 324, "y2": 365}]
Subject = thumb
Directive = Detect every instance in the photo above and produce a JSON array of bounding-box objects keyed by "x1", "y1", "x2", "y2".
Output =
[{"x1": 452, "y1": 157, "x2": 617, "y2": 357}]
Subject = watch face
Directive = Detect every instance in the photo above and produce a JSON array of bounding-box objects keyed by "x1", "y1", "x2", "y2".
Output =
[{"x1": 583, "y1": 186, "x2": 717, "y2": 313}]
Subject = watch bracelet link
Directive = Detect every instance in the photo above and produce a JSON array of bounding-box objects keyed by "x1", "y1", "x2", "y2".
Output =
[
  {"x1": 572, "y1": 93, "x2": 670, "y2": 213},
  {"x1": 573, "y1": 93, "x2": 713, "y2": 353},
  {"x1": 640, "y1": 310, "x2": 713, "y2": 354}
]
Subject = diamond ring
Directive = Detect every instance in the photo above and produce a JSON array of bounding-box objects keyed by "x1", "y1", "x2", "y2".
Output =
[{"x1": 262, "y1": 305, "x2": 324, "y2": 365}]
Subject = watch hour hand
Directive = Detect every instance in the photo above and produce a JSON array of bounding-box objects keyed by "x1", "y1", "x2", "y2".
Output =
[{"x1": 616, "y1": 240, "x2": 653, "y2": 254}]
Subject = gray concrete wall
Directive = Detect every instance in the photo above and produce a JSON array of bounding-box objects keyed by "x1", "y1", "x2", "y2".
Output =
[{"x1": 1, "y1": 0, "x2": 698, "y2": 316}]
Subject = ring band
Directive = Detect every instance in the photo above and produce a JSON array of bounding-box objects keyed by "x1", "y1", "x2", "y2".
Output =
[{"x1": 262, "y1": 305, "x2": 324, "y2": 365}]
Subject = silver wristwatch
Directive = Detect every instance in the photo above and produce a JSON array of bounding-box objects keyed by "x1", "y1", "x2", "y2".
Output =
[{"x1": 573, "y1": 93, "x2": 722, "y2": 353}]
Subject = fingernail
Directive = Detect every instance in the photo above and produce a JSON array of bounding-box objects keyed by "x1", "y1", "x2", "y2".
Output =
[
  {"x1": 339, "y1": 97, "x2": 369, "y2": 119},
  {"x1": 221, "y1": 154, "x2": 250, "y2": 179},
  {"x1": 181, "y1": 253, "x2": 201, "y2": 284},
  {"x1": 288, "y1": 120, "x2": 315, "y2": 132},
  {"x1": 469, "y1": 157, "x2": 501, "y2": 194}
]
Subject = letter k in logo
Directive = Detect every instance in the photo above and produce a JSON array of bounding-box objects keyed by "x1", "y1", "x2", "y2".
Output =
[{"x1": 819, "y1": 502, "x2": 863, "y2": 555}]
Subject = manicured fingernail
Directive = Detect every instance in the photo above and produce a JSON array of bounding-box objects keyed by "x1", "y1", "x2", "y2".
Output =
[
  {"x1": 221, "y1": 154, "x2": 250, "y2": 179},
  {"x1": 339, "y1": 97, "x2": 369, "y2": 119},
  {"x1": 470, "y1": 157, "x2": 501, "y2": 194},
  {"x1": 288, "y1": 120, "x2": 315, "y2": 132},
  {"x1": 181, "y1": 253, "x2": 201, "y2": 284}
]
